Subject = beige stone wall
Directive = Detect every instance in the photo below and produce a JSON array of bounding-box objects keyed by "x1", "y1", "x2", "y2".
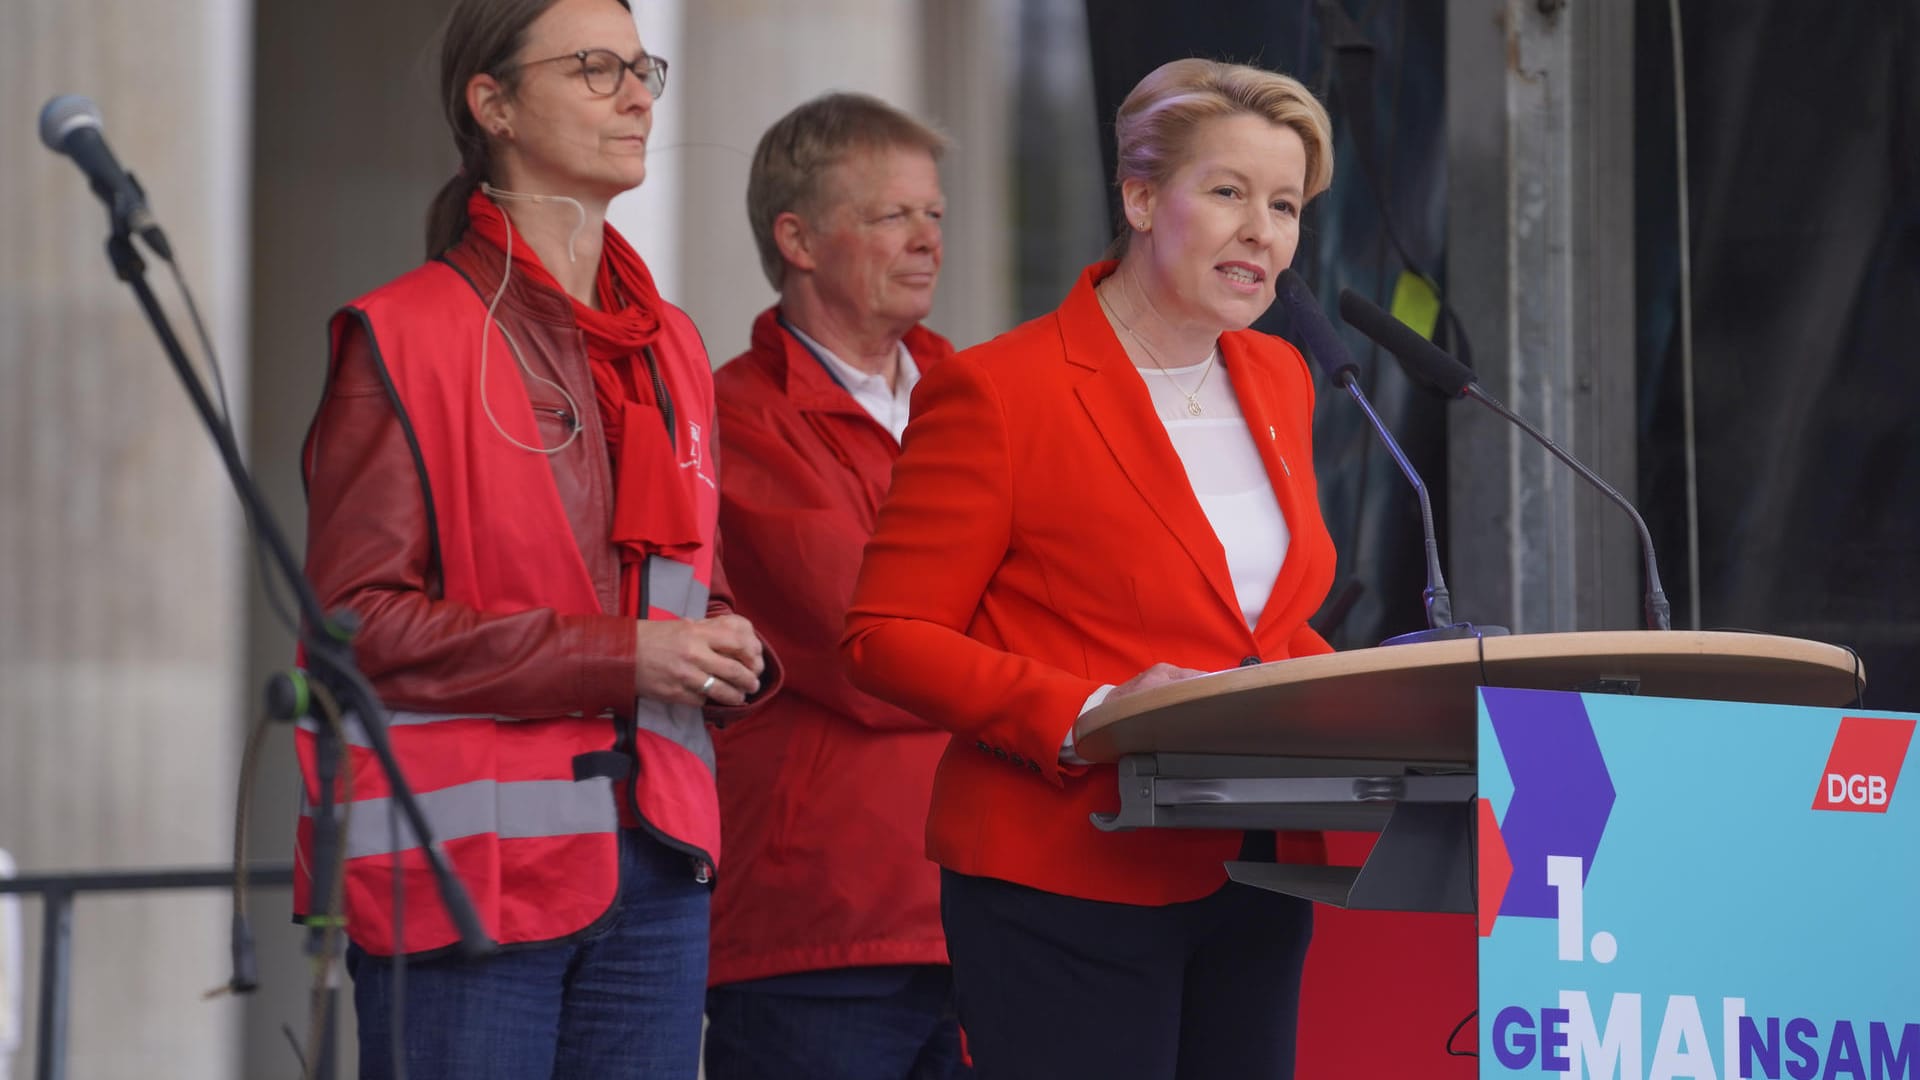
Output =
[
  {"x1": 673, "y1": 0, "x2": 927, "y2": 365},
  {"x1": 0, "y1": 1, "x2": 253, "y2": 1077}
]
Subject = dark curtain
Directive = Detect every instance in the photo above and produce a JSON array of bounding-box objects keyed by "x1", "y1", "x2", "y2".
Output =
[{"x1": 1636, "y1": 0, "x2": 1920, "y2": 710}]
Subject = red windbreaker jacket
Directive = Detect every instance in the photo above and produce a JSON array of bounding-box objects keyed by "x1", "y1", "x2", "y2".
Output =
[{"x1": 707, "y1": 307, "x2": 957, "y2": 985}]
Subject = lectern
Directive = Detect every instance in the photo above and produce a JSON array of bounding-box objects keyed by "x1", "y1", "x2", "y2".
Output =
[
  {"x1": 1074, "y1": 631, "x2": 1920, "y2": 1079},
  {"x1": 1074, "y1": 630, "x2": 1862, "y2": 912}
]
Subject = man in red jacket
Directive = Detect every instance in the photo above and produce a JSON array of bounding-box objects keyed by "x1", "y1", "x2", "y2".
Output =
[{"x1": 705, "y1": 93, "x2": 967, "y2": 1080}]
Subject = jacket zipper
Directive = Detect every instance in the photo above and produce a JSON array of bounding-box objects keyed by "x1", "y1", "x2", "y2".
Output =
[
  {"x1": 643, "y1": 345, "x2": 676, "y2": 446},
  {"x1": 533, "y1": 405, "x2": 576, "y2": 429}
]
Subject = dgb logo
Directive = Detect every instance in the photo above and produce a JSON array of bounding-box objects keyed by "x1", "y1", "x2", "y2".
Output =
[{"x1": 1811, "y1": 717, "x2": 1916, "y2": 814}]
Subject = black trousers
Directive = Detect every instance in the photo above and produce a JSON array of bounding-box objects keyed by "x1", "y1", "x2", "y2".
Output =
[{"x1": 939, "y1": 857, "x2": 1313, "y2": 1080}]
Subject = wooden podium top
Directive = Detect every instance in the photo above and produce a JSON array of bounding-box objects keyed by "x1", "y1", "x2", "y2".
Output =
[{"x1": 1071, "y1": 630, "x2": 1863, "y2": 765}]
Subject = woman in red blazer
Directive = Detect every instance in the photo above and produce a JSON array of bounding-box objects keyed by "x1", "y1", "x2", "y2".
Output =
[{"x1": 843, "y1": 59, "x2": 1337, "y2": 1079}]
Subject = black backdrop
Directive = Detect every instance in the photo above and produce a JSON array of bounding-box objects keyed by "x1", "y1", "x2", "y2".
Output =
[{"x1": 1635, "y1": 0, "x2": 1920, "y2": 710}]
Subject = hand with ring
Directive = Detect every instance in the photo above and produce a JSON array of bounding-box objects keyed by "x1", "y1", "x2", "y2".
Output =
[{"x1": 634, "y1": 614, "x2": 765, "y2": 708}]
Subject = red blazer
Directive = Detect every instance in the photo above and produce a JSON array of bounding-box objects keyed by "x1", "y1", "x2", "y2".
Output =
[
  {"x1": 708, "y1": 308, "x2": 959, "y2": 983},
  {"x1": 843, "y1": 262, "x2": 1337, "y2": 906}
]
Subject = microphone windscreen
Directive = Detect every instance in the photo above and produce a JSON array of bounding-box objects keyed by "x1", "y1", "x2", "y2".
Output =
[
  {"x1": 39, "y1": 94, "x2": 102, "y2": 151},
  {"x1": 1337, "y1": 288, "x2": 1476, "y2": 397},
  {"x1": 1275, "y1": 269, "x2": 1362, "y2": 386}
]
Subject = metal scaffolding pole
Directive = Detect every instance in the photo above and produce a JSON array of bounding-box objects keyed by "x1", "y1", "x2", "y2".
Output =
[{"x1": 1445, "y1": 0, "x2": 1641, "y2": 633}]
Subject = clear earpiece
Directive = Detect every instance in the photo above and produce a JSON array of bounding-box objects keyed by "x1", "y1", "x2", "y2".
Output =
[
  {"x1": 476, "y1": 195, "x2": 585, "y2": 456},
  {"x1": 481, "y1": 181, "x2": 589, "y2": 263}
]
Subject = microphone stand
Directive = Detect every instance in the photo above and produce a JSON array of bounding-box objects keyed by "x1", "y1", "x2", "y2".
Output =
[
  {"x1": 1337, "y1": 287, "x2": 1673, "y2": 633},
  {"x1": 1458, "y1": 385, "x2": 1674, "y2": 632},
  {"x1": 1335, "y1": 374, "x2": 1509, "y2": 646},
  {"x1": 1275, "y1": 271, "x2": 1506, "y2": 646},
  {"x1": 94, "y1": 191, "x2": 489, "y2": 1080}
]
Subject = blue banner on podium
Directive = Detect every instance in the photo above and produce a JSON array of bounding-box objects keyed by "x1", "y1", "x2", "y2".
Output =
[{"x1": 1476, "y1": 688, "x2": 1919, "y2": 1078}]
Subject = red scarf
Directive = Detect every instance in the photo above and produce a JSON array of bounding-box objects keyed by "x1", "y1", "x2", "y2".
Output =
[{"x1": 465, "y1": 190, "x2": 702, "y2": 614}]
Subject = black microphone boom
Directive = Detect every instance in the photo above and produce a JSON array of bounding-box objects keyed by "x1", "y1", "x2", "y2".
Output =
[
  {"x1": 1277, "y1": 270, "x2": 1501, "y2": 643},
  {"x1": 38, "y1": 94, "x2": 173, "y2": 259},
  {"x1": 1337, "y1": 289, "x2": 1673, "y2": 632}
]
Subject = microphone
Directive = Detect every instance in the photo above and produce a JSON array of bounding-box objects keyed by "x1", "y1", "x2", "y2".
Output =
[
  {"x1": 1337, "y1": 288, "x2": 1673, "y2": 632},
  {"x1": 38, "y1": 94, "x2": 173, "y2": 259},
  {"x1": 1276, "y1": 270, "x2": 1501, "y2": 644}
]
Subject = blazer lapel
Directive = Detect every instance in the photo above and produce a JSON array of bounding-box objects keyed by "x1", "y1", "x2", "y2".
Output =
[
  {"x1": 1061, "y1": 266, "x2": 1242, "y2": 623},
  {"x1": 1222, "y1": 333, "x2": 1321, "y2": 640}
]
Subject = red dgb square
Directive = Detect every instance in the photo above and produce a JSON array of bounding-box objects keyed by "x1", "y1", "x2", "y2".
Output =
[{"x1": 1811, "y1": 716, "x2": 1917, "y2": 813}]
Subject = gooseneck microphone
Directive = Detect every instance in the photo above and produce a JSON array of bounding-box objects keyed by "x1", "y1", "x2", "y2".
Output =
[
  {"x1": 1277, "y1": 270, "x2": 1503, "y2": 644},
  {"x1": 1337, "y1": 288, "x2": 1673, "y2": 632},
  {"x1": 38, "y1": 94, "x2": 173, "y2": 259}
]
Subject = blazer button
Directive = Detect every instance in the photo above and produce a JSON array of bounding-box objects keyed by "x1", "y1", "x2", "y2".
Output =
[
  {"x1": 1029, "y1": 760, "x2": 1043, "y2": 773},
  {"x1": 1010, "y1": 752, "x2": 1027, "y2": 768},
  {"x1": 1240, "y1": 655, "x2": 1262, "y2": 667},
  {"x1": 976, "y1": 740, "x2": 992, "y2": 754},
  {"x1": 993, "y1": 747, "x2": 1009, "y2": 761}
]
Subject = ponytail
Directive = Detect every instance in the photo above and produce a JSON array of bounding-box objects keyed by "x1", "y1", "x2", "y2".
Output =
[{"x1": 425, "y1": 173, "x2": 479, "y2": 258}]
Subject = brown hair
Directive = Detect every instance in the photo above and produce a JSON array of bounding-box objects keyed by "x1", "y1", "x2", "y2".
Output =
[
  {"x1": 1109, "y1": 58, "x2": 1334, "y2": 258},
  {"x1": 746, "y1": 92, "x2": 949, "y2": 290},
  {"x1": 423, "y1": 0, "x2": 633, "y2": 257}
]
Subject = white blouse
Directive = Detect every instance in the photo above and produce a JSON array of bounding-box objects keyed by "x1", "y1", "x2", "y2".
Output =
[{"x1": 1137, "y1": 349, "x2": 1291, "y2": 628}]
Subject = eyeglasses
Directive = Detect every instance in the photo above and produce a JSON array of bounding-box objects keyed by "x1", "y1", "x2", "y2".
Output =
[{"x1": 501, "y1": 49, "x2": 669, "y2": 98}]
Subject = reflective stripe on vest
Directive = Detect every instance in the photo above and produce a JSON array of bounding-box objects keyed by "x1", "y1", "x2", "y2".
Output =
[
  {"x1": 640, "y1": 555, "x2": 715, "y2": 773},
  {"x1": 644, "y1": 555, "x2": 708, "y2": 623},
  {"x1": 300, "y1": 776, "x2": 618, "y2": 860},
  {"x1": 296, "y1": 709, "x2": 620, "y2": 862}
]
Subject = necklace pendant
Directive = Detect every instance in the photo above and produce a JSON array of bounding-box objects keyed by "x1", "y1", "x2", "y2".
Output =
[{"x1": 1185, "y1": 397, "x2": 1205, "y2": 417}]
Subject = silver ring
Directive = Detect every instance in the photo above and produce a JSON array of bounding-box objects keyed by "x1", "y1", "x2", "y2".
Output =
[{"x1": 698, "y1": 674, "x2": 718, "y2": 697}]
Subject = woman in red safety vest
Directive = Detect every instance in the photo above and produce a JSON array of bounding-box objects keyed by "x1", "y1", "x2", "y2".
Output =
[{"x1": 295, "y1": 1, "x2": 778, "y2": 1076}]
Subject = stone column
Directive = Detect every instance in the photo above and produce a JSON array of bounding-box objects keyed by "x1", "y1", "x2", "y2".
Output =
[
  {"x1": 675, "y1": 0, "x2": 927, "y2": 364},
  {"x1": 0, "y1": 1, "x2": 252, "y2": 1077},
  {"x1": 919, "y1": 0, "x2": 1018, "y2": 349}
]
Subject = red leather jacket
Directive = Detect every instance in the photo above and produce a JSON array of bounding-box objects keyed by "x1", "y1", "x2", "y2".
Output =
[
  {"x1": 306, "y1": 230, "x2": 776, "y2": 727},
  {"x1": 301, "y1": 230, "x2": 778, "y2": 953},
  {"x1": 706, "y1": 308, "x2": 956, "y2": 985}
]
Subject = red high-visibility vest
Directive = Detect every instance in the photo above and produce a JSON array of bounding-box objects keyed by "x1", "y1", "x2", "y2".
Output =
[{"x1": 292, "y1": 257, "x2": 720, "y2": 956}]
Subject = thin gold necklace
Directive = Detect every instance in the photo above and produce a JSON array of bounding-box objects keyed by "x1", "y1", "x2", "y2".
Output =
[{"x1": 1097, "y1": 282, "x2": 1217, "y2": 417}]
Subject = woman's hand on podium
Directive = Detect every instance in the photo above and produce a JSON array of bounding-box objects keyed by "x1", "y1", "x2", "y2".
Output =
[{"x1": 1108, "y1": 662, "x2": 1207, "y2": 702}]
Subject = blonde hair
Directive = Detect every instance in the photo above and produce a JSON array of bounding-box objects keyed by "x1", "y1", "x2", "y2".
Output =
[
  {"x1": 1110, "y1": 58, "x2": 1334, "y2": 257},
  {"x1": 746, "y1": 92, "x2": 950, "y2": 290}
]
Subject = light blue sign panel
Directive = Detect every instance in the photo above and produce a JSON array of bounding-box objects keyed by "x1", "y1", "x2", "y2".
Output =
[{"x1": 1477, "y1": 688, "x2": 1919, "y2": 1079}]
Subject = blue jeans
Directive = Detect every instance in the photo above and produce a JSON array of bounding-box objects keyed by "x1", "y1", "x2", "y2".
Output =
[
  {"x1": 704, "y1": 966, "x2": 970, "y2": 1080},
  {"x1": 347, "y1": 827, "x2": 710, "y2": 1080}
]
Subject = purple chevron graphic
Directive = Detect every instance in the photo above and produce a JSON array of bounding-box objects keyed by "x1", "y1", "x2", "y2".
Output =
[{"x1": 1486, "y1": 687, "x2": 1616, "y2": 919}]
